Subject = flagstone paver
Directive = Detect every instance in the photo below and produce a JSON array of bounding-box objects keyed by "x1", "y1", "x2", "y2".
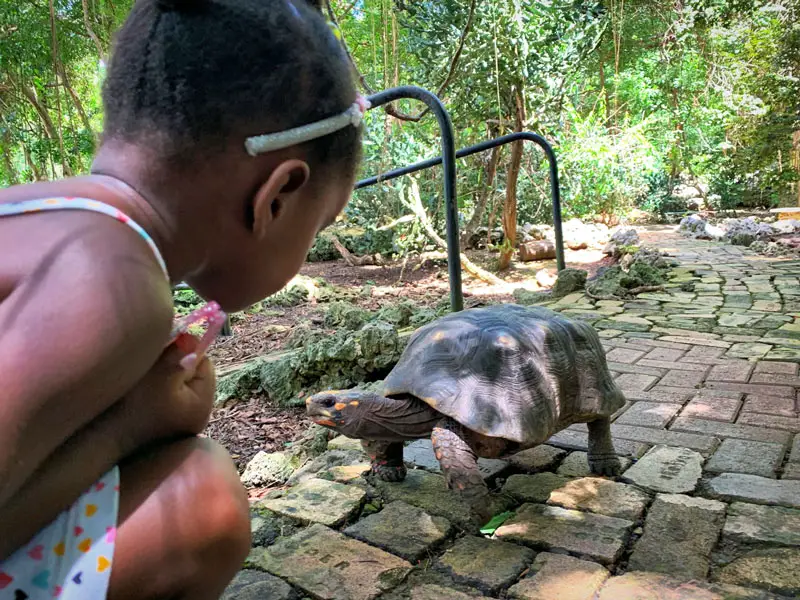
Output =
[
  {"x1": 704, "y1": 439, "x2": 785, "y2": 478},
  {"x1": 628, "y1": 494, "x2": 726, "y2": 579},
  {"x1": 225, "y1": 227, "x2": 800, "y2": 599}
]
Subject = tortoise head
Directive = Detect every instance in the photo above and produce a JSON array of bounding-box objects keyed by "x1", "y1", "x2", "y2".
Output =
[
  {"x1": 306, "y1": 389, "x2": 440, "y2": 440},
  {"x1": 306, "y1": 389, "x2": 380, "y2": 438}
]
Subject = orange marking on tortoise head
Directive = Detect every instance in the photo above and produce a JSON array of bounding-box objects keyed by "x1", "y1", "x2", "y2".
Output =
[
  {"x1": 349, "y1": 401, "x2": 359, "y2": 407},
  {"x1": 334, "y1": 402, "x2": 347, "y2": 411}
]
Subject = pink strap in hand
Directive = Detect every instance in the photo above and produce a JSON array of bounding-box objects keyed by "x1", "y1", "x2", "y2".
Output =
[{"x1": 170, "y1": 301, "x2": 227, "y2": 370}]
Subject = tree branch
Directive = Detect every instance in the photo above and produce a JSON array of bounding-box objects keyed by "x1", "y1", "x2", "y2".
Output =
[
  {"x1": 326, "y1": 0, "x2": 476, "y2": 122},
  {"x1": 81, "y1": 0, "x2": 105, "y2": 59},
  {"x1": 403, "y1": 178, "x2": 505, "y2": 286}
]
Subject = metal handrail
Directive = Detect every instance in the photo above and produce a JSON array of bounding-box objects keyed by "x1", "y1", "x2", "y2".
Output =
[
  {"x1": 355, "y1": 131, "x2": 566, "y2": 277},
  {"x1": 363, "y1": 87, "x2": 463, "y2": 311}
]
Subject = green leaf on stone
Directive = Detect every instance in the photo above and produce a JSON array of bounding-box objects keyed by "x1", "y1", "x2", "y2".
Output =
[{"x1": 479, "y1": 511, "x2": 515, "y2": 535}]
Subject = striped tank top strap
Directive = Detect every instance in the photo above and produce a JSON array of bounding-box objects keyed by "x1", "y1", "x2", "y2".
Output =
[{"x1": 0, "y1": 197, "x2": 169, "y2": 279}]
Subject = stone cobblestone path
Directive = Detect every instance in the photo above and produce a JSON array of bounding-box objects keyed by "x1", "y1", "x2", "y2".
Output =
[{"x1": 223, "y1": 227, "x2": 800, "y2": 599}]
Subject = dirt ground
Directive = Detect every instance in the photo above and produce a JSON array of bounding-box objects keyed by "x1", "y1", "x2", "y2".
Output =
[{"x1": 203, "y1": 247, "x2": 614, "y2": 474}]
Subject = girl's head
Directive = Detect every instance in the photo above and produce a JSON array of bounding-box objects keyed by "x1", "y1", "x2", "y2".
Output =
[{"x1": 98, "y1": 0, "x2": 363, "y2": 311}]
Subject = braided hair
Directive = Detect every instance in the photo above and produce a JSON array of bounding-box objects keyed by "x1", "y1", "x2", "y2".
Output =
[{"x1": 102, "y1": 0, "x2": 361, "y2": 175}]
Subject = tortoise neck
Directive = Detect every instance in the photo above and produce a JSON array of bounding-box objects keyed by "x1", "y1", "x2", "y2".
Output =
[{"x1": 359, "y1": 394, "x2": 441, "y2": 441}]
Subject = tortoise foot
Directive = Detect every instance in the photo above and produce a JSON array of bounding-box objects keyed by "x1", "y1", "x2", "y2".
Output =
[
  {"x1": 588, "y1": 454, "x2": 622, "y2": 477},
  {"x1": 371, "y1": 462, "x2": 407, "y2": 482}
]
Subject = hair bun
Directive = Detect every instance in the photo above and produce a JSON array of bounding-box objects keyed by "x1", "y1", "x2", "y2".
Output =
[{"x1": 156, "y1": 0, "x2": 203, "y2": 13}]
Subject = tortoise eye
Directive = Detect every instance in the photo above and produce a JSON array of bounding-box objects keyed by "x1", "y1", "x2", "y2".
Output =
[{"x1": 321, "y1": 397, "x2": 336, "y2": 408}]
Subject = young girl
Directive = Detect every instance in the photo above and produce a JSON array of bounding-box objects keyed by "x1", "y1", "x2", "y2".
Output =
[{"x1": 0, "y1": 0, "x2": 364, "y2": 597}]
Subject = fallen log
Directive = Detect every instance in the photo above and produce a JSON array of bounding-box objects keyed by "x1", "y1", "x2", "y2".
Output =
[
  {"x1": 330, "y1": 234, "x2": 384, "y2": 267},
  {"x1": 404, "y1": 179, "x2": 505, "y2": 286}
]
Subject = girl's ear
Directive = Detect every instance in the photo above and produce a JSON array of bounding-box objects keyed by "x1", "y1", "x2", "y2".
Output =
[{"x1": 251, "y1": 159, "x2": 311, "y2": 238}]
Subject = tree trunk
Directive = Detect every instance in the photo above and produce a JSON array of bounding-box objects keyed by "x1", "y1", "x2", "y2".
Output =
[
  {"x1": 16, "y1": 81, "x2": 58, "y2": 141},
  {"x1": 22, "y1": 144, "x2": 41, "y2": 181},
  {"x1": 1, "y1": 129, "x2": 19, "y2": 185},
  {"x1": 81, "y1": 0, "x2": 105, "y2": 59},
  {"x1": 48, "y1": 0, "x2": 73, "y2": 177},
  {"x1": 793, "y1": 130, "x2": 800, "y2": 206},
  {"x1": 668, "y1": 87, "x2": 684, "y2": 186},
  {"x1": 58, "y1": 66, "x2": 95, "y2": 145},
  {"x1": 598, "y1": 51, "x2": 613, "y2": 130},
  {"x1": 460, "y1": 138, "x2": 502, "y2": 246},
  {"x1": 497, "y1": 88, "x2": 525, "y2": 271}
]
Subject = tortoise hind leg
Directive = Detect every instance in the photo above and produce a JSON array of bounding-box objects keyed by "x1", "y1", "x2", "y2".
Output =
[
  {"x1": 431, "y1": 418, "x2": 491, "y2": 525},
  {"x1": 587, "y1": 417, "x2": 622, "y2": 476},
  {"x1": 362, "y1": 440, "x2": 407, "y2": 482}
]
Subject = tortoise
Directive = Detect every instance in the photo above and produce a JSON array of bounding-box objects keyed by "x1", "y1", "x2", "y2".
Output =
[{"x1": 306, "y1": 304, "x2": 625, "y2": 523}]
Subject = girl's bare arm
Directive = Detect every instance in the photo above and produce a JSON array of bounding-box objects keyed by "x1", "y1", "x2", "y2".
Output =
[{"x1": 0, "y1": 229, "x2": 173, "y2": 508}]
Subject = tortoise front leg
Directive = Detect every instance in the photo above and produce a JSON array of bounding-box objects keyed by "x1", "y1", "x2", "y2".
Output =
[
  {"x1": 587, "y1": 417, "x2": 621, "y2": 476},
  {"x1": 361, "y1": 440, "x2": 407, "y2": 482},
  {"x1": 431, "y1": 418, "x2": 491, "y2": 525}
]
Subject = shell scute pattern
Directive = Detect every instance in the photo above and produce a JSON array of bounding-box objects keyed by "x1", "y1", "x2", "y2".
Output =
[{"x1": 382, "y1": 304, "x2": 624, "y2": 444}]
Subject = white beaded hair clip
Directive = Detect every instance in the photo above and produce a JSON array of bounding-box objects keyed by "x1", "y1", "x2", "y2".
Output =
[{"x1": 244, "y1": 96, "x2": 371, "y2": 157}]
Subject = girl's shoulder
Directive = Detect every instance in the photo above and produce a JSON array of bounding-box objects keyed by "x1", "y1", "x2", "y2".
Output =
[{"x1": 0, "y1": 178, "x2": 174, "y2": 347}]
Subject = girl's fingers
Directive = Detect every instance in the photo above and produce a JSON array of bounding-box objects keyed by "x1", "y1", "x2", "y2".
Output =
[{"x1": 173, "y1": 332, "x2": 199, "y2": 354}]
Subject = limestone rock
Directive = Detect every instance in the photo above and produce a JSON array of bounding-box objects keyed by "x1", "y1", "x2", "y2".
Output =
[
  {"x1": 328, "y1": 435, "x2": 366, "y2": 452},
  {"x1": 286, "y1": 449, "x2": 369, "y2": 486},
  {"x1": 622, "y1": 445, "x2": 704, "y2": 494},
  {"x1": 241, "y1": 451, "x2": 296, "y2": 486},
  {"x1": 552, "y1": 268, "x2": 588, "y2": 298},
  {"x1": 702, "y1": 473, "x2": 800, "y2": 509},
  {"x1": 495, "y1": 503, "x2": 634, "y2": 565},
  {"x1": 259, "y1": 478, "x2": 365, "y2": 527},
  {"x1": 547, "y1": 477, "x2": 650, "y2": 521},
  {"x1": 372, "y1": 469, "x2": 512, "y2": 530},
  {"x1": 503, "y1": 473, "x2": 570, "y2": 504},
  {"x1": 705, "y1": 439, "x2": 784, "y2": 479},
  {"x1": 598, "y1": 572, "x2": 784, "y2": 600},
  {"x1": 250, "y1": 508, "x2": 301, "y2": 547},
  {"x1": 344, "y1": 501, "x2": 452, "y2": 562},
  {"x1": 220, "y1": 569, "x2": 296, "y2": 600},
  {"x1": 435, "y1": 535, "x2": 534, "y2": 594},
  {"x1": 628, "y1": 494, "x2": 725, "y2": 579},
  {"x1": 251, "y1": 523, "x2": 412, "y2": 600},
  {"x1": 718, "y1": 548, "x2": 800, "y2": 597},
  {"x1": 507, "y1": 552, "x2": 609, "y2": 600},
  {"x1": 604, "y1": 227, "x2": 640, "y2": 256},
  {"x1": 722, "y1": 502, "x2": 800, "y2": 549},
  {"x1": 409, "y1": 584, "x2": 482, "y2": 600},
  {"x1": 508, "y1": 445, "x2": 567, "y2": 472}
]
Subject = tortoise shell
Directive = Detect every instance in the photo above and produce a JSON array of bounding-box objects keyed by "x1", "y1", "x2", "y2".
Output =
[{"x1": 382, "y1": 304, "x2": 625, "y2": 444}]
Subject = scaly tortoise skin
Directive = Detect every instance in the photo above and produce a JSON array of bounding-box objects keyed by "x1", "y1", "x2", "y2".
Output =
[{"x1": 307, "y1": 304, "x2": 625, "y2": 524}]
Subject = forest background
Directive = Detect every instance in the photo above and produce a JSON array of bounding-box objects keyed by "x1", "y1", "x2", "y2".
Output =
[{"x1": 2, "y1": 0, "x2": 799, "y2": 267}]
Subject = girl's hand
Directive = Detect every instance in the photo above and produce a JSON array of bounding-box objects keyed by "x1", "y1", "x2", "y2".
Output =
[{"x1": 121, "y1": 333, "x2": 217, "y2": 450}]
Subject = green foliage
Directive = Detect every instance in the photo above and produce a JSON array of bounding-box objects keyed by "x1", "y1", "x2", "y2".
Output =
[
  {"x1": 307, "y1": 226, "x2": 397, "y2": 262},
  {"x1": 4, "y1": 0, "x2": 799, "y2": 230},
  {"x1": 586, "y1": 252, "x2": 670, "y2": 298},
  {"x1": 324, "y1": 301, "x2": 371, "y2": 330},
  {"x1": 173, "y1": 288, "x2": 204, "y2": 317}
]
